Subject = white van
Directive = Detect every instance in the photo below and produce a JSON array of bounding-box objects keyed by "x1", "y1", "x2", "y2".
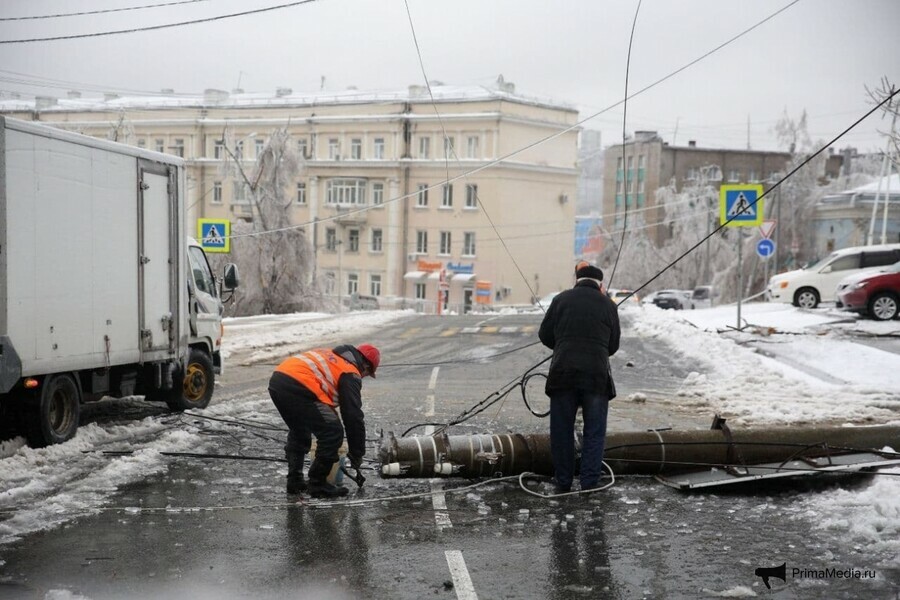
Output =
[{"x1": 766, "y1": 244, "x2": 900, "y2": 308}]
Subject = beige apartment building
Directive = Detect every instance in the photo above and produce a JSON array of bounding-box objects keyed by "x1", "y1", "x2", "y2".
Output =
[
  {"x1": 602, "y1": 131, "x2": 791, "y2": 246},
  {"x1": 1, "y1": 83, "x2": 579, "y2": 310}
]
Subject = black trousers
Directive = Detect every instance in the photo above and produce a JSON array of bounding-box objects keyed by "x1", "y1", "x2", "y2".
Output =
[{"x1": 268, "y1": 372, "x2": 344, "y2": 472}]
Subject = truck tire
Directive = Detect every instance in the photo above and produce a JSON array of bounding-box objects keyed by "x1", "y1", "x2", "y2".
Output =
[
  {"x1": 166, "y1": 348, "x2": 215, "y2": 411},
  {"x1": 24, "y1": 374, "x2": 81, "y2": 447},
  {"x1": 868, "y1": 292, "x2": 899, "y2": 321},
  {"x1": 793, "y1": 287, "x2": 820, "y2": 309}
]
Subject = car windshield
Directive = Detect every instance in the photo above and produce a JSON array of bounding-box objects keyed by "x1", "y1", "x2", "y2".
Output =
[{"x1": 806, "y1": 252, "x2": 839, "y2": 271}]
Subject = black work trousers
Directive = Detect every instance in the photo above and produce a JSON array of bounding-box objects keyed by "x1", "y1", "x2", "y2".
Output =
[{"x1": 268, "y1": 372, "x2": 344, "y2": 475}]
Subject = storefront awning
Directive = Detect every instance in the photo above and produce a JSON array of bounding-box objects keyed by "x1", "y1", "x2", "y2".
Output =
[
  {"x1": 451, "y1": 273, "x2": 477, "y2": 283},
  {"x1": 403, "y1": 271, "x2": 427, "y2": 280},
  {"x1": 427, "y1": 271, "x2": 442, "y2": 280}
]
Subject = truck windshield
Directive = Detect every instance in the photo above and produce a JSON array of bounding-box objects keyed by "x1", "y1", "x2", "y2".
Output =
[{"x1": 188, "y1": 246, "x2": 217, "y2": 299}]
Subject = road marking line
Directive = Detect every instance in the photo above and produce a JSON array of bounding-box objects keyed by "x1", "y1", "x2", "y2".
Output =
[
  {"x1": 481, "y1": 326, "x2": 498, "y2": 333},
  {"x1": 440, "y1": 328, "x2": 459, "y2": 337},
  {"x1": 432, "y1": 480, "x2": 452, "y2": 530},
  {"x1": 429, "y1": 366, "x2": 440, "y2": 391},
  {"x1": 499, "y1": 326, "x2": 518, "y2": 333},
  {"x1": 445, "y1": 550, "x2": 478, "y2": 599},
  {"x1": 461, "y1": 327, "x2": 481, "y2": 334}
]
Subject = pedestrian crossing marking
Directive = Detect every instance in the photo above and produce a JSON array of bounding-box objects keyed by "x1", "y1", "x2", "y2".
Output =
[
  {"x1": 440, "y1": 328, "x2": 459, "y2": 337},
  {"x1": 521, "y1": 325, "x2": 536, "y2": 333},
  {"x1": 727, "y1": 192, "x2": 754, "y2": 218},
  {"x1": 461, "y1": 327, "x2": 481, "y2": 334},
  {"x1": 400, "y1": 327, "x2": 422, "y2": 339},
  {"x1": 481, "y1": 326, "x2": 499, "y2": 333}
]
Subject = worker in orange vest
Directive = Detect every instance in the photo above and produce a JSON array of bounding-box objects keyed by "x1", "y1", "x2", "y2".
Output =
[{"x1": 268, "y1": 344, "x2": 380, "y2": 498}]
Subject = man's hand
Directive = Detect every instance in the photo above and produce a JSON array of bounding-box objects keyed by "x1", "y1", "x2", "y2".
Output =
[{"x1": 348, "y1": 454, "x2": 363, "y2": 470}]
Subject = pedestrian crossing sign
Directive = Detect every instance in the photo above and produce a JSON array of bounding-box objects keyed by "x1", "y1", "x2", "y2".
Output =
[
  {"x1": 198, "y1": 218, "x2": 231, "y2": 253},
  {"x1": 720, "y1": 184, "x2": 764, "y2": 227}
]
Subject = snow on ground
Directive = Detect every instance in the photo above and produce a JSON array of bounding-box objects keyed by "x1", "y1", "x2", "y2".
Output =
[
  {"x1": 625, "y1": 302, "x2": 900, "y2": 427},
  {"x1": 2, "y1": 304, "x2": 899, "y2": 561}
]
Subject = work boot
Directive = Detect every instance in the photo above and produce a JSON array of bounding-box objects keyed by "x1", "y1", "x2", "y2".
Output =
[
  {"x1": 307, "y1": 457, "x2": 349, "y2": 499},
  {"x1": 286, "y1": 453, "x2": 307, "y2": 494}
]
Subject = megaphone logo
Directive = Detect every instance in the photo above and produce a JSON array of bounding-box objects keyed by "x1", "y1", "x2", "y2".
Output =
[{"x1": 754, "y1": 562, "x2": 786, "y2": 589}]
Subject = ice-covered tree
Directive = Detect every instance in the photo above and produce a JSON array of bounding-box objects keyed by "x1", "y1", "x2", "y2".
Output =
[{"x1": 212, "y1": 127, "x2": 321, "y2": 316}]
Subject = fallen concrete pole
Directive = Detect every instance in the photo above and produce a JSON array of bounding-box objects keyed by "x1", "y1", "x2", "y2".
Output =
[{"x1": 379, "y1": 424, "x2": 900, "y2": 478}]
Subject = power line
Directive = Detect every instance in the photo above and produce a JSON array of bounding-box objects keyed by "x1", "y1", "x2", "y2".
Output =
[
  {"x1": 0, "y1": 0, "x2": 213, "y2": 22},
  {"x1": 0, "y1": 0, "x2": 321, "y2": 44}
]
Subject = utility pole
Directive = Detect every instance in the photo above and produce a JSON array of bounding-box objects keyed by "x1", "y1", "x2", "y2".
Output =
[{"x1": 868, "y1": 100, "x2": 898, "y2": 245}]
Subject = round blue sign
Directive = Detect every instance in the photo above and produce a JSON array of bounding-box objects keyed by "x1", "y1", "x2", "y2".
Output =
[{"x1": 756, "y1": 238, "x2": 775, "y2": 259}]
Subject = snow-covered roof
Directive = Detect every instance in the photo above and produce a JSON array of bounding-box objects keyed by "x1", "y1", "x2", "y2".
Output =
[
  {"x1": 0, "y1": 84, "x2": 577, "y2": 114},
  {"x1": 854, "y1": 173, "x2": 900, "y2": 194}
]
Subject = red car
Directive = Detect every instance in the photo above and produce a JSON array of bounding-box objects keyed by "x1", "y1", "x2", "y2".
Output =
[{"x1": 835, "y1": 260, "x2": 900, "y2": 320}]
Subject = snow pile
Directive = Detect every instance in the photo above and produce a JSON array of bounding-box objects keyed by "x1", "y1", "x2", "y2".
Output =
[{"x1": 630, "y1": 303, "x2": 900, "y2": 426}]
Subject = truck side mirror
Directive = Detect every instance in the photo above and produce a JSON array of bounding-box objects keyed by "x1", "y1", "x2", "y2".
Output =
[{"x1": 223, "y1": 263, "x2": 240, "y2": 291}]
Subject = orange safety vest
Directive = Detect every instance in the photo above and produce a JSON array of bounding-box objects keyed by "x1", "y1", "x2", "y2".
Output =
[{"x1": 274, "y1": 348, "x2": 361, "y2": 406}]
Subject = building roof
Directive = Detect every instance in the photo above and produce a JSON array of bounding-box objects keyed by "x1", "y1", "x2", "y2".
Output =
[
  {"x1": 854, "y1": 173, "x2": 900, "y2": 194},
  {"x1": 0, "y1": 83, "x2": 577, "y2": 114}
]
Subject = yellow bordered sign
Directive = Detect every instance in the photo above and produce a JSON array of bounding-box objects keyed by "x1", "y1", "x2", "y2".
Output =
[
  {"x1": 198, "y1": 218, "x2": 231, "y2": 253},
  {"x1": 719, "y1": 184, "x2": 764, "y2": 227}
]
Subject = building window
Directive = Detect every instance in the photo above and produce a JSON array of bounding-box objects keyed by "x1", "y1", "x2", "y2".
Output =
[
  {"x1": 347, "y1": 273, "x2": 359, "y2": 296},
  {"x1": 442, "y1": 184, "x2": 453, "y2": 208},
  {"x1": 416, "y1": 184, "x2": 429, "y2": 207},
  {"x1": 467, "y1": 135, "x2": 479, "y2": 159},
  {"x1": 372, "y1": 182, "x2": 384, "y2": 205},
  {"x1": 419, "y1": 136, "x2": 430, "y2": 158},
  {"x1": 374, "y1": 138, "x2": 385, "y2": 159},
  {"x1": 297, "y1": 138, "x2": 308, "y2": 159},
  {"x1": 444, "y1": 136, "x2": 455, "y2": 158},
  {"x1": 463, "y1": 232, "x2": 476, "y2": 256},
  {"x1": 329, "y1": 138, "x2": 340, "y2": 159},
  {"x1": 325, "y1": 228, "x2": 337, "y2": 251},
  {"x1": 255, "y1": 139, "x2": 265, "y2": 158},
  {"x1": 638, "y1": 155, "x2": 645, "y2": 170},
  {"x1": 440, "y1": 231, "x2": 452, "y2": 255},
  {"x1": 350, "y1": 138, "x2": 361, "y2": 160},
  {"x1": 296, "y1": 182, "x2": 307, "y2": 205},
  {"x1": 233, "y1": 181, "x2": 249, "y2": 204},
  {"x1": 728, "y1": 169, "x2": 740, "y2": 182},
  {"x1": 686, "y1": 167, "x2": 698, "y2": 181},
  {"x1": 627, "y1": 179, "x2": 635, "y2": 193},
  {"x1": 348, "y1": 228, "x2": 360, "y2": 252},
  {"x1": 155, "y1": 139, "x2": 165, "y2": 153},
  {"x1": 137, "y1": 138, "x2": 146, "y2": 149},
  {"x1": 615, "y1": 180, "x2": 623, "y2": 194},
  {"x1": 234, "y1": 140, "x2": 244, "y2": 160},
  {"x1": 627, "y1": 156, "x2": 633, "y2": 171},
  {"x1": 638, "y1": 180, "x2": 645, "y2": 193},
  {"x1": 416, "y1": 230, "x2": 428, "y2": 254},
  {"x1": 415, "y1": 283, "x2": 427, "y2": 300},
  {"x1": 465, "y1": 184, "x2": 478, "y2": 208},
  {"x1": 370, "y1": 274, "x2": 382, "y2": 296},
  {"x1": 371, "y1": 228, "x2": 383, "y2": 252},
  {"x1": 214, "y1": 140, "x2": 225, "y2": 159},
  {"x1": 212, "y1": 181, "x2": 223, "y2": 204},
  {"x1": 326, "y1": 178, "x2": 367, "y2": 205},
  {"x1": 324, "y1": 272, "x2": 336, "y2": 294},
  {"x1": 616, "y1": 156, "x2": 623, "y2": 170},
  {"x1": 748, "y1": 169, "x2": 758, "y2": 182}
]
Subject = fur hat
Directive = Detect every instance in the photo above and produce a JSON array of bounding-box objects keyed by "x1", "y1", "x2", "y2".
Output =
[{"x1": 575, "y1": 261, "x2": 604, "y2": 281}]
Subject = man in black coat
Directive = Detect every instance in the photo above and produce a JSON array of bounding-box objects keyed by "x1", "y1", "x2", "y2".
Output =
[{"x1": 538, "y1": 262, "x2": 620, "y2": 493}]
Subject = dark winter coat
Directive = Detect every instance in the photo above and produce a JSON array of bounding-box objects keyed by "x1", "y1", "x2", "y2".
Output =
[{"x1": 538, "y1": 279, "x2": 621, "y2": 398}]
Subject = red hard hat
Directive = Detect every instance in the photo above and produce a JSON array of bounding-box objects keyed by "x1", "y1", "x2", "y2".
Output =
[{"x1": 357, "y1": 344, "x2": 380, "y2": 377}]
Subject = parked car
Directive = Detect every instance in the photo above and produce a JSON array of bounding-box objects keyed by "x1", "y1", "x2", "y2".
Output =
[
  {"x1": 766, "y1": 243, "x2": 900, "y2": 308},
  {"x1": 652, "y1": 289, "x2": 692, "y2": 310},
  {"x1": 835, "y1": 260, "x2": 900, "y2": 320},
  {"x1": 345, "y1": 293, "x2": 380, "y2": 310},
  {"x1": 608, "y1": 288, "x2": 640, "y2": 306},
  {"x1": 691, "y1": 285, "x2": 717, "y2": 309}
]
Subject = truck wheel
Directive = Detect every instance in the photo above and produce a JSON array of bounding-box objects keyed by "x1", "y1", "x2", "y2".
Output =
[
  {"x1": 794, "y1": 288, "x2": 820, "y2": 309},
  {"x1": 868, "y1": 292, "x2": 899, "y2": 321},
  {"x1": 167, "y1": 348, "x2": 215, "y2": 411},
  {"x1": 25, "y1": 374, "x2": 81, "y2": 447}
]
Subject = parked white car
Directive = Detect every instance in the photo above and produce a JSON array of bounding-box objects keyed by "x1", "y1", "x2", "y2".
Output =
[{"x1": 766, "y1": 243, "x2": 900, "y2": 308}]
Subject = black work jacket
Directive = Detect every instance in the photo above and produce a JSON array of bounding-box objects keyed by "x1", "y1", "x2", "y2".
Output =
[{"x1": 538, "y1": 279, "x2": 621, "y2": 398}]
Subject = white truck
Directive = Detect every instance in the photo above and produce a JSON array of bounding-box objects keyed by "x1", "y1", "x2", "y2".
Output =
[{"x1": 0, "y1": 117, "x2": 238, "y2": 446}]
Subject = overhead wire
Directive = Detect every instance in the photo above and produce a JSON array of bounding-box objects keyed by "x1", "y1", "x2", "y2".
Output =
[
  {"x1": 0, "y1": 0, "x2": 322, "y2": 44},
  {"x1": 0, "y1": 0, "x2": 213, "y2": 21}
]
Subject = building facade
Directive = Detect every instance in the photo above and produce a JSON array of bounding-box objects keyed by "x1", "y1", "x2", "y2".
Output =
[
  {"x1": 1, "y1": 84, "x2": 580, "y2": 310},
  {"x1": 814, "y1": 173, "x2": 900, "y2": 257},
  {"x1": 602, "y1": 131, "x2": 791, "y2": 246}
]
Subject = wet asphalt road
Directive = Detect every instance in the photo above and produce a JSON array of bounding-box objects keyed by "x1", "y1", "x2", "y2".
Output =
[{"x1": 1, "y1": 311, "x2": 899, "y2": 599}]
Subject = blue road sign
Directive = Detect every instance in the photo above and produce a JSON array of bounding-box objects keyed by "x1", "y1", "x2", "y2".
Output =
[
  {"x1": 198, "y1": 218, "x2": 231, "y2": 253},
  {"x1": 720, "y1": 184, "x2": 764, "y2": 227},
  {"x1": 756, "y1": 238, "x2": 775, "y2": 259}
]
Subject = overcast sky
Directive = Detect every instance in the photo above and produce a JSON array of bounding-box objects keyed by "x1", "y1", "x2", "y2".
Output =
[{"x1": 1, "y1": 0, "x2": 898, "y2": 152}]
